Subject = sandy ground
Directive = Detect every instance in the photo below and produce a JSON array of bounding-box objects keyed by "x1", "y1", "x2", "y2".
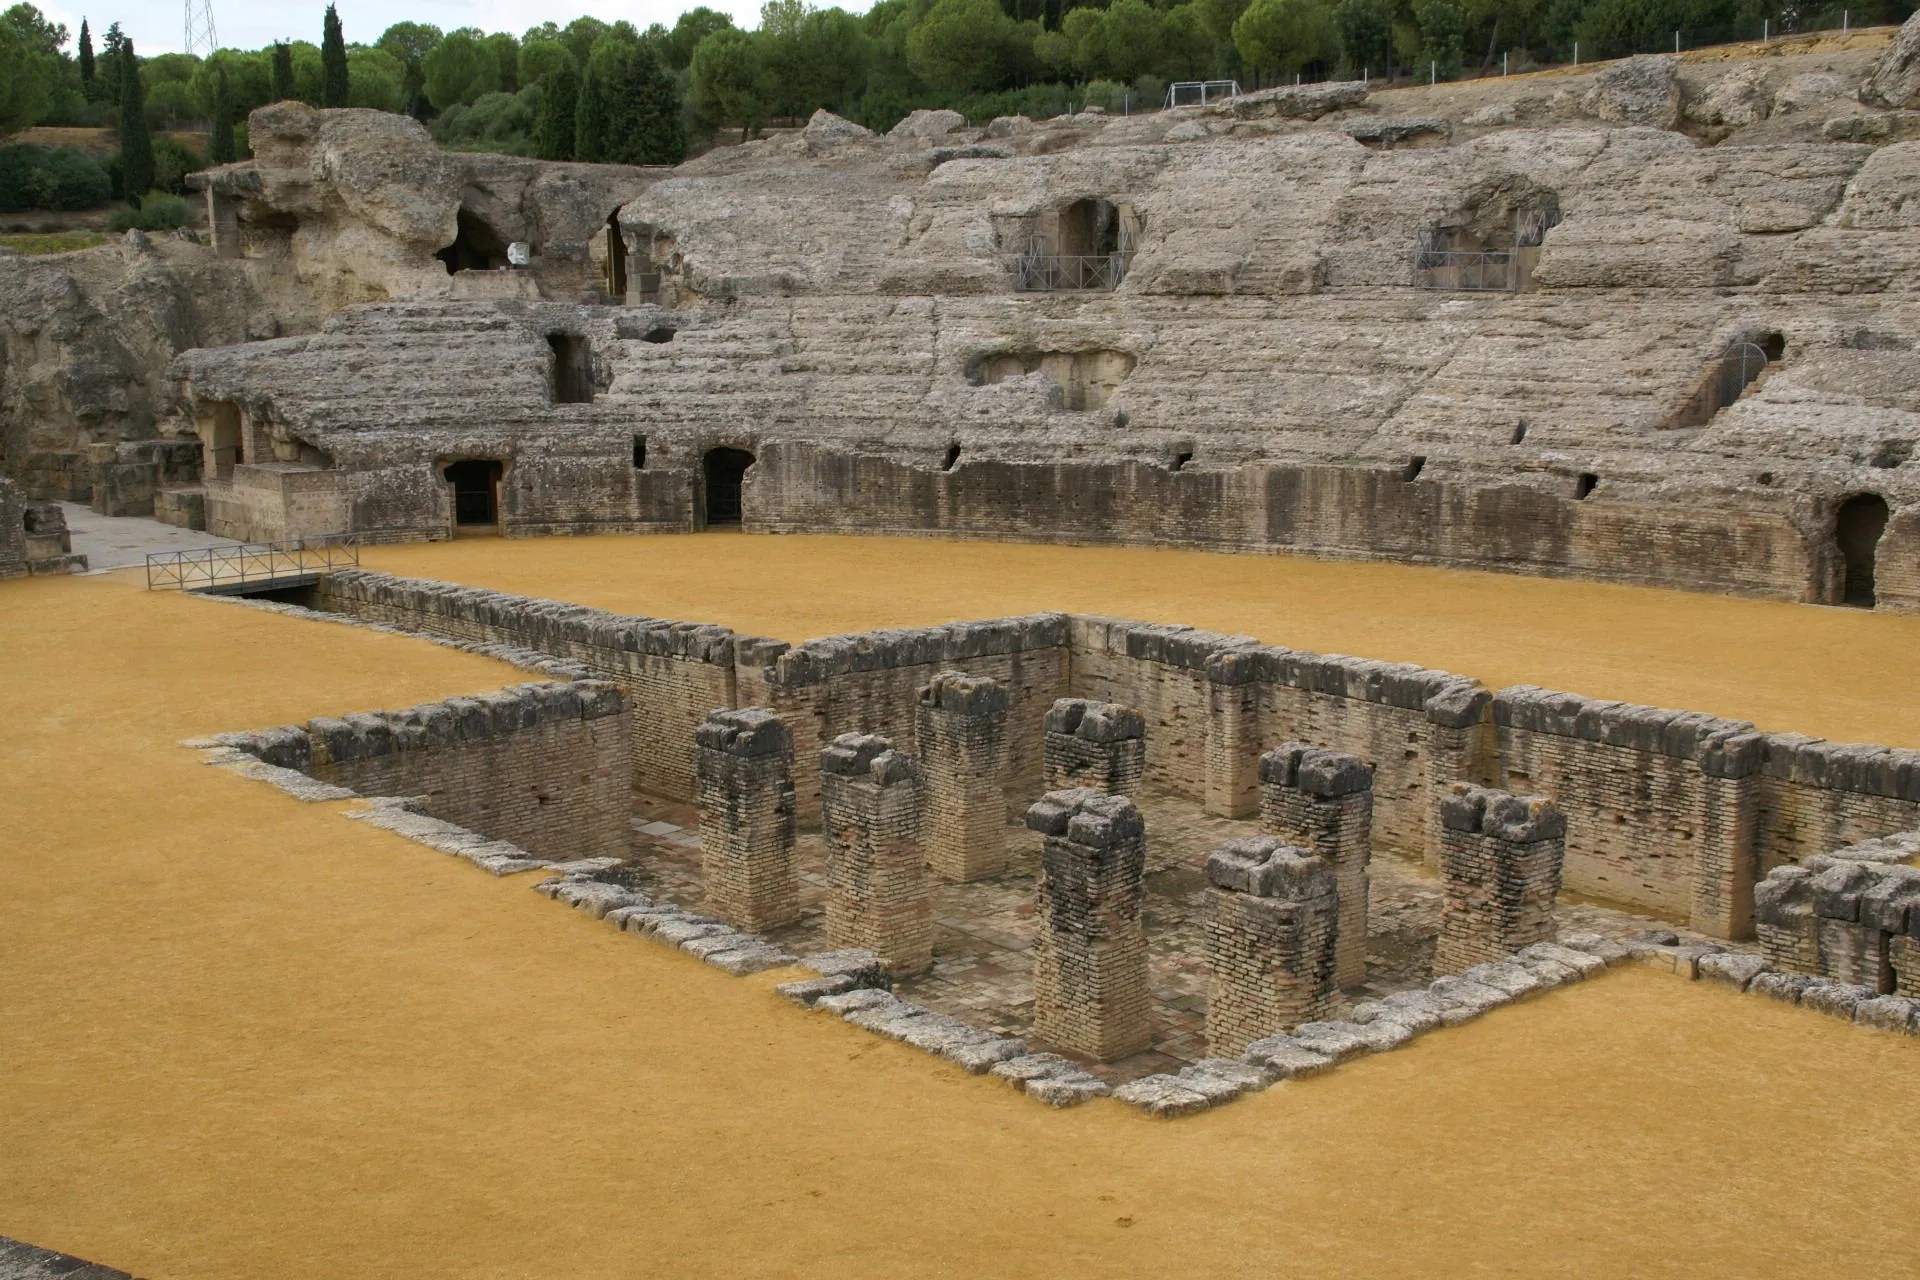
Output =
[
  {"x1": 367, "y1": 532, "x2": 1920, "y2": 748},
  {"x1": 3, "y1": 551, "x2": 1917, "y2": 1279}
]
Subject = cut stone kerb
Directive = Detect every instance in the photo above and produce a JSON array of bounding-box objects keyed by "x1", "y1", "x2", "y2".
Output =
[
  {"x1": 1434, "y1": 782, "x2": 1565, "y2": 975},
  {"x1": 914, "y1": 670, "x2": 1010, "y2": 882},
  {"x1": 820, "y1": 732, "x2": 932, "y2": 976},
  {"x1": 694, "y1": 706, "x2": 799, "y2": 932},
  {"x1": 1204, "y1": 836, "x2": 1339, "y2": 1055},
  {"x1": 1043, "y1": 697, "x2": 1146, "y2": 797},
  {"x1": 1260, "y1": 743, "x2": 1373, "y2": 988},
  {"x1": 1026, "y1": 789, "x2": 1152, "y2": 1061}
]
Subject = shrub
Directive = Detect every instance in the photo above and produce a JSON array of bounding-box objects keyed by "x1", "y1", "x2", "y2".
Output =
[
  {"x1": 0, "y1": 144, "x2": 113, "y2": 212},
  {"x1": 107, "y1": 191, "x2": 192, "y2": 233},
  {"x1": 152, "y1": 137, "x2": 208, "y2": 195}
]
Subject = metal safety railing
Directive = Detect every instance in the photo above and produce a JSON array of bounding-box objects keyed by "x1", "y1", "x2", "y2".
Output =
[
  {"x1": 1015, "y1": 250, "x2": 1130, "y2": 293},
  {"x1": 146, "y1": 534, "x2": 359, "y2": 591},
  {"x1": 1412, "y1": 248, "x2": 1515, "y2": 292}
]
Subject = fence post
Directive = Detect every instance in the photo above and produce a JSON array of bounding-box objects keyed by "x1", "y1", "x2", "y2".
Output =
[
  {"x1": 1573, "y1": 41, "x2": 1578, "y2": 65},
  {"x1": 1503, "y1": 51, "x2": 1508, "y2": 75},
  {"x1": 1762, "y1": 18, "x2": 1768, "y2": 39},
  {"x1": 1431, "y1": 60, "x2": 1436, "y2": 83},
  {"x1": 1674, "y1": 30, "x2": 1680, "y2": 51}
]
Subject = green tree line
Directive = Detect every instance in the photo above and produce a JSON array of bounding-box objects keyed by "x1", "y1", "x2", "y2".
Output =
[{"x1": 3, "y1": 0, "x2": 1915, "y2": 192}]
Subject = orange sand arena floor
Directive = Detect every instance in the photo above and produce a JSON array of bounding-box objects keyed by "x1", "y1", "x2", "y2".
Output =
[{"x1": 2, "y1": 535, "x2": 1918, "y2": 1279}]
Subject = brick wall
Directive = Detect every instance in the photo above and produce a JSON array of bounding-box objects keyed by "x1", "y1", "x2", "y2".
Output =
[
  {"x1": 224, "y1": 680, "x2": 631, "y2": 863},
  {"x1": 307, "y1": 569, "x2": 1920, "y2": 940}
]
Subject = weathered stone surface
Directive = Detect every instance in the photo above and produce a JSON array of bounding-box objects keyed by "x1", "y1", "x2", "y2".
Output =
[
  {"x1": 1583, "y1": 56, "x2": 1683, "y2": 129},
  {"x1": 1685, "y1": 65, "x2": 1771, "y2": 126},
  {"x1": 1113, "y1": 1074, "x2": 1212, "y2": 1117},
  {"x1": 1240, "y1": 1034, "x2": 1336, "y2": 1078},
  {"x1": 1698, "y1": 952, "x2": 1770, "y2": 990},
  {"x1": 1862, "y1": 9, "x2": 1920, "y2": 109}
]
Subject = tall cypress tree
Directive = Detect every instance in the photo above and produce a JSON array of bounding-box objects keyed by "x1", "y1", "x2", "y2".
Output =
[
  {"x1": 77, "y1": 19, "x2": 94, "y2": 85},
  {"x1": 573, "y1": 53, "x2": 608, "y2": 162},
  {"x1": 270, "y1": 41, "x2": 294, "y2": 100},
  {"x1": 535, "y1": 60, "x2": 580, "y2": 161},
  {"x1": 98, "y1": 22, "x2": 125, "y2": 105},
  {"x1": 118, "y1": 40, "x2": 153, "y2": 199},
  {"x1": 210, "y1": 67, "x2": 236, "y2": 164},
  {"x1": 321, "y1": 4, "x2": 349, "y2": 107},
  {"x1": 599, "y1": 43, "x2": 686, "y2": 166}
]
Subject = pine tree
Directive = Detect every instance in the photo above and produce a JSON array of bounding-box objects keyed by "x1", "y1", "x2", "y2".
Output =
[
  {"x1": 572, "y1": 53, "x2": 608, "y2": 162},
  {"x1": 210, "y1": 67, "x2": 236, "y2": 164},
  {"x1": 117, "y1": 39, "x2": 153, "y2": 199},
  {"x1": 535, "y1": 60, "x2": 580, "y2": 161},
  {"x1": 77, "y1": 19, "x2": 94, "y2": 85},
  {"x1": 321, "y1": 4, "x2": 350, "y2": 107},
  {"x1": 270, "y1": 41, "x2": 293, "y2": 100}
]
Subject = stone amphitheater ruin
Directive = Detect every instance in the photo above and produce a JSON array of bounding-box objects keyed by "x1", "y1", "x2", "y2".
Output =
[{"x1": 5, "y1": 23, "x2": 1920, "y2": 1277}]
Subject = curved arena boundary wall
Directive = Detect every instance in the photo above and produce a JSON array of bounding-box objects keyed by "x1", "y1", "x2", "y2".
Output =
[{"x1": 307, "y1": 569, "x2": 1920, "y2": 938}]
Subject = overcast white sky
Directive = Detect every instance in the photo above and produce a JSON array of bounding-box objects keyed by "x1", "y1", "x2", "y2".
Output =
[{"x1": 64, "y1": 0, "x2": 809, "y2": 57}]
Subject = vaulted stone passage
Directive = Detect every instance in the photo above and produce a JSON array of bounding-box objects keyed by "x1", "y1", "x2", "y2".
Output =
[
  {"x1": 1836, "y1": 493, "x2": 1890, "y2": 608},
  {"x1": 703, "y1": 448, "x2": 755, "y2": 526},
  {"x1": 547, "y1": 333, "x2": 593, "y2": 404},
  {"x1": 604, "y1": 210, "x2": 627, "y2": 300},
  {"x1": 443, "y1": 459, "x2": 503, "y2": 527},
  {"x1": 436, "y1": 209, "x2": 511, "y2": 274},
  {"x1": 197, "y1": 400, "x2": 243, "y2": 480}
]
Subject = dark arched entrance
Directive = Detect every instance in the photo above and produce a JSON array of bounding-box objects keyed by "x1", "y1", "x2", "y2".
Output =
[
  {"x1": 443, "y1": 459, "x2": 503, "y2": 528},
  {"x1": 436, "y1": 209, "x2": 510, "y2": 274},
  {"x1": 702, "y1": 448, "x2": 755, "y2": 527},
  {"x1": 605, "y1": 210, "x2": 627, "y2": 300},
  {"x1": 1836, "y1": 493, "x2": 1890, "y2": 608}
]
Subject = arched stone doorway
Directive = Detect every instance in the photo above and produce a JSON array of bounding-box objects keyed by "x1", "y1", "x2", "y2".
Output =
[
  {"x1": 436, "y1": 209, "x2": 511, "y2": 274},
  {"x1": 702, "y1": 448, "x2": 755, "y2": 527},
  {"x1": 1835, "y1": 493, "x2": 1890, "y2": 608},
  {"x1": 443, "y1": 459, "x2": 504, "y2": 530}
]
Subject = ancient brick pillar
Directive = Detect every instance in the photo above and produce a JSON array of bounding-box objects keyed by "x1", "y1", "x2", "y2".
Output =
[
  {"x1": 1692, "y1": 730, "x2": 1762, "y2": 940},
  {"x1": 1204, "y1": 649, "x2": 1263, "y2": 818},
  {"x1": 1027, "y1": 788, "x2": 1152, "y2": 1061},
  {"x1": 1203, "y1": 837, "x2": 1339, "y2": 1056},
  {"x1": 1259, "y1": 743, "x2": 1373, "y2": 989},
  {"x1": 914, "y1": 671, "x2": 1010, "y2": 882},
  {"x1": 694, "y1": 707, "x2": 798, "y2": 931},
  {"x1": 820, "y1": 732, "x2": 932, "y2": 976},
  {"x1": 1042, "y1": 698, "x2": 1145, "y2": 796},
  {"x1": 1422, "y1": 681, "x2": 1494, "y2": 869},
  {"x1": 1434, "y1": 783, "x2": 1566, "y2": 975}
]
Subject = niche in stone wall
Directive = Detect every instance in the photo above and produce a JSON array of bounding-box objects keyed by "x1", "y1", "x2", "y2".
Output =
[
  {"x1": 547, "y1": 333, "x2": 594, "y2": 404},
  {"x1": 967, "y1": 349, "x2": 1137, "y2": 411},
  {"x1": 1660, "y1": 331, "x2": 1784, "y2": 430},
  {"x1": 436, "y1": 209, "x2": 512, "y2": 274},
  {"x1": 1413, "y1": 177, "x2": 1561, "y2": 293},
  {"x1": 197, "y1": 400, "x2": 243, "y2": 479},
  {"x1": 1834, "y1": 493, "x2": 1890, "y2": 609}
]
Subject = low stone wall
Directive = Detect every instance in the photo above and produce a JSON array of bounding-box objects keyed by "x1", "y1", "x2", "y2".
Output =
[
  {"x1": 314, "y1": 569, "x2": 753, "y2": 802},
  {"x1": 303, "y1": 568, "x2": 1920, "y2": 938},
  {"x1": 219, "y1": 679, "x2": 631, "y2": 863},
  {"x1": 0, "y1": 477, "x2": 86, "y2": 579}
]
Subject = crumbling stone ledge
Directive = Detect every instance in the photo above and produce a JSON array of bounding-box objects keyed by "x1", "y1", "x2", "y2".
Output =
[{"x1": 1110, "y1": 930, "x2": 1920, "y2": 1119}]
